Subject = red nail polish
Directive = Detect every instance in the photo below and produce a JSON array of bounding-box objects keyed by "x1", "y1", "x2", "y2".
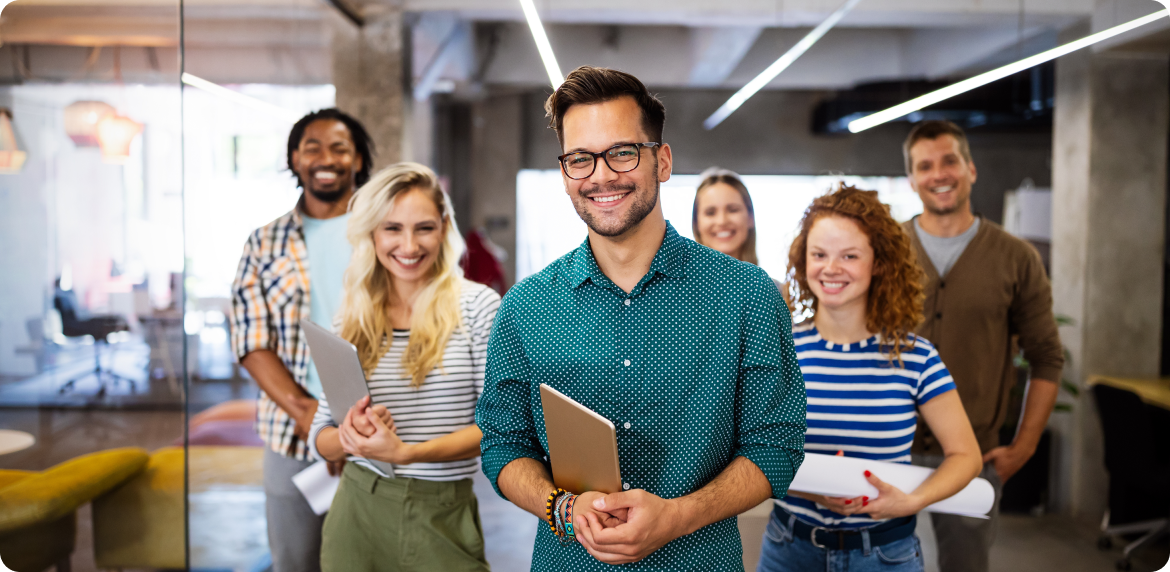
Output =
[
  {"x1": 863, "y1": 496, "x2": 869, "y2": 502},
  {"x1": 845, "y1": 499, "x2": 852, "y2": 505},
  {"x1": 864, "y1": 470, "x2": 872, "y2": 477},
  {"x1": 863, "y1": 500, "x2": 869, "y2": 507}
]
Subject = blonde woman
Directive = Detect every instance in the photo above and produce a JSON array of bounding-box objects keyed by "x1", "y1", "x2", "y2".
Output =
[{"x1": 310, "y1": 162, "x2": 499, "y2": 571}]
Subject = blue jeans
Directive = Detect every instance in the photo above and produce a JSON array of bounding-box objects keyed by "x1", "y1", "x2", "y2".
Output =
[{"x1": 756, "y1": 510, "x2": 924, "y2": 572}]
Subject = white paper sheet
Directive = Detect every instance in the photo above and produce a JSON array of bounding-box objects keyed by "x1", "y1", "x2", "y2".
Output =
[
  {"x1": 292, "y1": 461, "x2": 341, "y2": 515},
  {"x1": 788, "y1": 453, "x2": 994, "y2": 518}
]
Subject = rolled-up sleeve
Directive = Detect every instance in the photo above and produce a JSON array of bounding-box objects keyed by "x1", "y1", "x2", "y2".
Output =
[
  {"x1": 1011, "y1": 244, "x2": 1064, "y2": 384},
  {"x1": 230, "y1": 231, "x2": 270, "y2": 361},
  {"x1": 734, "y1": 271, "x2": 807, "y2": 499},
  {"x1": 475, "y1": 295, "x2": 547, "y2": 499}
]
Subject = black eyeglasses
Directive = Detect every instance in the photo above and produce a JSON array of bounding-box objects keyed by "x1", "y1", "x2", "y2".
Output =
[{"x1": 558, "y1": 142, "x2": 660, "y2": 180}]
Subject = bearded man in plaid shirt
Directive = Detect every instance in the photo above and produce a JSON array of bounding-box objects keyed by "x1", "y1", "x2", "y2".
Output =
[{"x1": 230, "y1": 108, "x2": 373, "y2": 572}]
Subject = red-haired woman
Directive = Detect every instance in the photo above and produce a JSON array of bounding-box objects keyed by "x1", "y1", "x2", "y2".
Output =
[{"x1": 758, "y1": 186, "x2": 981, "y2": 572}]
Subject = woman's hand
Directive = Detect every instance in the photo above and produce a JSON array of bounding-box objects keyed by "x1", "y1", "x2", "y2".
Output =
[
  {"x1": 347, "y1": 396, "x2": 396, "y2": 437},
  {"x1": 788, "y1": 490, "x2": 867, "y2": 516},
  {"x1": 338, "y1": 406, "x2": 415, "y2": 465},
  {"x1": 857, "y1": 470, "x2": 925, "y2": 520}
]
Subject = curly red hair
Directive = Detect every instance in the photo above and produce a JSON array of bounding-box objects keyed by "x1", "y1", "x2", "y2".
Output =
[{"x1": 785, "y1": 185, "x2": 925, "y2": 363}]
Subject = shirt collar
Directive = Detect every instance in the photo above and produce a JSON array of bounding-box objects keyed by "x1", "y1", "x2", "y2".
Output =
[
  {"x1": 569, "y1": 221, "x2": 688, "y2": 289},
  {"x1": 291, "y1": 193, "x2": 308, "y2": 229}
]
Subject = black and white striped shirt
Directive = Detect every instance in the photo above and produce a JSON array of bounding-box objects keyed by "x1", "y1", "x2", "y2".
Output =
[{"x1": 309, "y1": 280, "x2": 501, "y2": 481}]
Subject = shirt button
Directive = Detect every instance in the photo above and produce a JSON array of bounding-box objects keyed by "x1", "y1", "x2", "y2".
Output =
[
  {"x1": 623, "y1": 422, "x2": 631, "y2": 429},
  {"x1": 623, "y1": 482, "x2": 630, "y2": 490},
  {"x1": 939, "y1": 281, "x2": 946, "y2": 289},
  {"x1": 623, "y1": 359, "x2": 631, "y2": 366},
  {"x1": 624, "y1": 299, "x2": 631, "y2": 306},
  {"x1": 935, "y1": 312, "x2": 942, "y2": 319}
]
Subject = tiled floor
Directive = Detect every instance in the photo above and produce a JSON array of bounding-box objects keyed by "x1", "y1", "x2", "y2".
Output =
[
  {"x1": 736, "y1": 502, "x2": 1169, "y2": 572},
  {"x1": 2, "y1": 406, "x2": 1166, "y2": 572}
]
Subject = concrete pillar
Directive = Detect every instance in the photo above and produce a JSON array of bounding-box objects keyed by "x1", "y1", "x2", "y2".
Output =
[
  {"x1": 330, "y1": 8, "x2": 405, "y2": 170},
  {"x1": 404, "y1": 97, "x2": 435, "y2": 168},
  {"x1": 1050, "y1": 36, "x2": 1168, "y2": 518},
  {"x1": 469, "y1": 93, "x2": 523, "y2": 287}
]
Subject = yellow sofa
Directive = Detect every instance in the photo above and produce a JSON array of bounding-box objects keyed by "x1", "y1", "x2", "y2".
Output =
[
  {"x1": 0, "y1": 447, "x2": 149, "y2": 572},
  {"x1": 92, "y1": 445, "x2": 264, "y2": 569}
]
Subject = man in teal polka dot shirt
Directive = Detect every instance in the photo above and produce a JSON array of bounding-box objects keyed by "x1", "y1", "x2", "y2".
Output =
[{"x1": 476, "y1": 66, "x2": 807, "y2": 571}]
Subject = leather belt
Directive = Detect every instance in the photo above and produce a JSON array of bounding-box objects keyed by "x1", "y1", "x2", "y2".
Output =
[{"x1": 778, "y1": 507, "x2": 917, "y2": 551}]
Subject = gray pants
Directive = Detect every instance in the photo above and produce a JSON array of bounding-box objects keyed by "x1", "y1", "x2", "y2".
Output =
[
  {"x1": 913, "y1": 455, "x2": 1003, "y2": 572},
  {"x1": 264, "y1": 448, "x2": 326, "y2": 572}
]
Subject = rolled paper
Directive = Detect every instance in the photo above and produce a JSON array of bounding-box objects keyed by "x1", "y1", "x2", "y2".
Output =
[{"x1": 788, "y1": 453, "x2": 995, "y2": 518}]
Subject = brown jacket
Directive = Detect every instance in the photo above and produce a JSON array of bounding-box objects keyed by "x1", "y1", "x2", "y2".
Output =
[{"x1": 903, "y1": 217, "x2": 1064, "y2": 454}]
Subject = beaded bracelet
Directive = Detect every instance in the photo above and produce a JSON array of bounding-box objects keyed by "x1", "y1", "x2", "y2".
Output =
[
  {"x1": 563, "y1": 493, "x2": 577, "y2": 538},
  {"x1": 554, "y1": 491, "x2": 572, "y2": 537},
  {"x1": 545, "y1": 488, "x2": 568, "y2": 535}
]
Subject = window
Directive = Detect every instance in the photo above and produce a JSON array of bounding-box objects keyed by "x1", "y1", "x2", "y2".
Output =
[{"x1": 516, "y1": 171, "x2": 919, "y2": 282}]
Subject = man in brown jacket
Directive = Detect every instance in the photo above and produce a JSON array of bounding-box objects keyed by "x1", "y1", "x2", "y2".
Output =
[{"x1": 901, "y1": 120, "x2": 1064, "y2": 572}]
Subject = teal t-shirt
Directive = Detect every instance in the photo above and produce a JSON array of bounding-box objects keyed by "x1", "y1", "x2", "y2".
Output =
[{"x1": 302, "y1": 213, "x2": 353, "y2": 398}]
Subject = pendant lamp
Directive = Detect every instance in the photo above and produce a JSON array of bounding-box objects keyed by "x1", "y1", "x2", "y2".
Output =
[
  {"x1": 0, "y1": 109, "x2": 26, "y2": 174},
  {"x1": 63, "y1": 101, "x2": 116, "y2": 147},
  {"x1": 96, "y1": 114, "x2": 142, "y2": 165}
]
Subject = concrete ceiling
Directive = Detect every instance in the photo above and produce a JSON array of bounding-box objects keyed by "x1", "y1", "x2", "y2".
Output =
[
  {"x1": 394, "y1": 0, "x2": 1095, "y2": 28},
  {"x1": 0, "y1": 0, "x2": 1163, "y2": 90}
]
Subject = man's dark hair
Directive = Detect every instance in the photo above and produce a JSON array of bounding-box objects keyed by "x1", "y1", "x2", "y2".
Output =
[
  {"x1": 286, "y1": 108, "x2": 376, "y2": 188},
  {"x1": 544, "y1": 66, "x2": 666, "y2": 150},
  {"x1": 902, "y1": 120, "x2": 973, "y2": 174}
]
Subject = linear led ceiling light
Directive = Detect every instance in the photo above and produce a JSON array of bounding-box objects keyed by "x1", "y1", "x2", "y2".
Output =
[
  {"x1": 848, "y1": 8, "x2": 1169, "y2": 133},
  {"x1": 181, "y1": 73, "x2": 301, "y2": 123},
  {"x1": 519, "y1": 0, "x2": 563, "y2": 90},
  {"x1": 703, "y1": 0, "x2": 863, "y2": 130}
]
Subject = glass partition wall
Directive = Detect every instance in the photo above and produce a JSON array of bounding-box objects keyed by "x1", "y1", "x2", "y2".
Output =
[
  {"x1": 181, "y1": 0, "x2": 332, "y2": 569},
  {"x1": 0, "y1": 1, "x2": 186, "y2": 570}
]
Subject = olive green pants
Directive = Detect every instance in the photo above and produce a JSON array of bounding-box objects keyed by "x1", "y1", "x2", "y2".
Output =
[{"x1": 320, "y1": 463, "x2": 490, "y2": 572}]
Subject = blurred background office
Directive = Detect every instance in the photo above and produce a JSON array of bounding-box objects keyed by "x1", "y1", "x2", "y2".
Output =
[{"x1": 0, "y1": 0, "x2": 1167, "y2": 570}]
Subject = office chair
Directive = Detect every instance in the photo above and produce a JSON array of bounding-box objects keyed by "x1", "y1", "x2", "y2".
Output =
[
  {"x1": 53, "y1": 287, "x2": 132, "y2": 398},
  {"x1": 1093, "y1": 383, "x2": 1170, "y2": 571}
]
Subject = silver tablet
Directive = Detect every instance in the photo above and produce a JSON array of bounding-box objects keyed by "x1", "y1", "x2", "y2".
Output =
[
  {"x1": 301, "y1": 319, "x2": 396, "y2": 477},
  {"x1": 540, "y1": 383, "x2": 622, "y2": 494}
]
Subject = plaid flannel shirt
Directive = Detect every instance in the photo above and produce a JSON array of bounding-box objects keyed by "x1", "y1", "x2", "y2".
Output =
[{"x1": 230, "y1": 203, "x2": 315, "y2": 460}]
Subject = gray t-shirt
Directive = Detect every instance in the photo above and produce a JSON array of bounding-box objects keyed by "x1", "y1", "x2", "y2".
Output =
[{"x1": 913, "y1": 217, "x2": 980, "y2": 277}]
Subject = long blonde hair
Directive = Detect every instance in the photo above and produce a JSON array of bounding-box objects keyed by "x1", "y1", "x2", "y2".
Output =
[{"x1": 336, "y1": 162, "x2": 466, "y2": 387}]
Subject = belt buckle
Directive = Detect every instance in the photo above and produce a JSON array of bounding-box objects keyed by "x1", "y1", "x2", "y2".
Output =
[{"x1": 810, "y1": 526, "x2": 827, "y2": 549}]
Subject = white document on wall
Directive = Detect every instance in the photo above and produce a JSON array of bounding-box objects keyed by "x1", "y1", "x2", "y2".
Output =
[
  {"x1": 292, "y1": 461, "x2": 341, "y2": 515},
  {"x1": 788, "y1": 453, "x2": 995, "y2": 519}
]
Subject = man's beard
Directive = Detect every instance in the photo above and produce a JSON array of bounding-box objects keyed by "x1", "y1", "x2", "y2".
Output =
[
  {"x1": 924, "y1": 193, "x2": 969, "y2": 216},
  {"x1": 307, "y1": 187, "x2": 349, "y2": 203},
  {"x1": 303, "y1": 168, "x2": 351, "y2": 203},
  {"x1": 573, "y1": 178, "x2": 660, "y2": 238},
  {"x1": 926, "y1": 196, "x2": 964, "y2": 214}
]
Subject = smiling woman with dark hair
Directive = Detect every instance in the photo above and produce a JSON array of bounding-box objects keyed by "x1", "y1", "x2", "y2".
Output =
[{"x1": 692, "y1": 167, "x2": 759, "y2": 265}]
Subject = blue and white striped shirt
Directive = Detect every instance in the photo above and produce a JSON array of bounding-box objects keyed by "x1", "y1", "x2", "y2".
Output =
[{"x1": 778, "y1": 322, "x2": 956, "y2": 529}]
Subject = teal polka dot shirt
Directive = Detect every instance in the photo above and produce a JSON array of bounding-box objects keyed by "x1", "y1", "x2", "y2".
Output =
[{"x1": 477, "y1": 222, "x2": 807, "y2": 571}]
